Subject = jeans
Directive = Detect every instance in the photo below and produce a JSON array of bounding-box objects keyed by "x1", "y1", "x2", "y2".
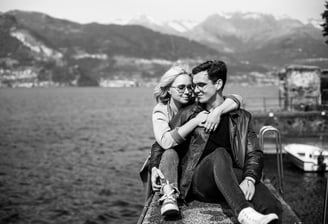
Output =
[
  {"x1": 189, "y1": 148, "x2": 282, "y2": 218},
  {"x1": 159, "y1": 149, "x2": 179, "y2": 188}
]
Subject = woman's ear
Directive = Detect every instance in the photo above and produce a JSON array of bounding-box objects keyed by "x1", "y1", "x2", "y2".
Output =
[{"x1": 167, "y1": 88, "x2": 172, "y2": 96}]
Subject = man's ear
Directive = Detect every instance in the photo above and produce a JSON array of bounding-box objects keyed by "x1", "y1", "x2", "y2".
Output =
[{"x1": 215, "y1": 79, "x2": 223, "y2": 90}]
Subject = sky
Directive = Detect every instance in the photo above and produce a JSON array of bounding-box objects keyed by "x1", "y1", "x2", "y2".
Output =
[{"x1": 0, "y1": 0, "x2": 326, "y2": 24}]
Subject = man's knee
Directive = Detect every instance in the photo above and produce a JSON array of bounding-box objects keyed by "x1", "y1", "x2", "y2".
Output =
[{"x1": 212, "y1": 148, "x2": 232, "y2": 164}]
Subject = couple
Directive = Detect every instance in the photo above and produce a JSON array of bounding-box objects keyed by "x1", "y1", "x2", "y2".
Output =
[{"x1": 142, "y1": 60, "x2": 282, "y2": 224}]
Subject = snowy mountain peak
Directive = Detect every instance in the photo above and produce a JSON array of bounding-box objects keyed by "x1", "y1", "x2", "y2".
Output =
[
  {"x1": 128, "y1": 14, "x2": 164, "y2": 26},
  {"x1": 307, "y1": 18, "x2": 323, "y2": 29}
]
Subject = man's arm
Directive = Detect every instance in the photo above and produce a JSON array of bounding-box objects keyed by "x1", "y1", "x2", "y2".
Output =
[
  {"x1": 242, "y1": 113, "x2": 264, "y2": 182},
  {"x1": 204, "y1": 94, "x2": 243, "y2": 132},
  {"x1": 239, "y1": 112, "x2": 264, "y2": 200}
]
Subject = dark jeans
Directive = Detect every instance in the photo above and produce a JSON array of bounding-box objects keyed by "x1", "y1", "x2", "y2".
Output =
[{"x1": 189, "y1": 148, "x2": 282, "y2": 218}]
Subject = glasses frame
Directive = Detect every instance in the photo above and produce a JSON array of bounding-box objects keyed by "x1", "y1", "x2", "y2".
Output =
[
  {"x1": 193, "y1": 82, "x2": 208, "y2": 91},
  {"x1": 170, "y1": 84, "x2": 194, "y2": 94}
]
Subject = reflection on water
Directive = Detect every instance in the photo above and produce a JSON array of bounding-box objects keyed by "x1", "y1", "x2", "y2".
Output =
[
  {"x1": 264, "y1": 154, "x2": 328, "y2": 223},
  {"x1": 0, "y1": 87, "x2": 327, "y2": 224}
]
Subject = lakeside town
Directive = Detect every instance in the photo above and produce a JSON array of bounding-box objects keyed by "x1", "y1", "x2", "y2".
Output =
[{"x1": 0, "y1": 66, "x2": 281, "y2": 88}]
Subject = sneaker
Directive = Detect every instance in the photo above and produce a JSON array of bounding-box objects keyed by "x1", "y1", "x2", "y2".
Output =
[
  {"x1": 238, "y1": 207, "x2": 278, "y2": 224},
  {"x1": 159, "y1": 183, "x2": 179, "y2": 217}
]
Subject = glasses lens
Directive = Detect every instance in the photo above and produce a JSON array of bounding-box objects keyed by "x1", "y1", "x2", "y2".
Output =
[
  {"x1": 194, "y1": 83, "x2": 207, "y2": 90},
  {"x1": 173, "y1": 85, "x2": 193, "y2": 93},
  {"x1": 177, "y1": 85, "x2": 186, "y2": 92}
]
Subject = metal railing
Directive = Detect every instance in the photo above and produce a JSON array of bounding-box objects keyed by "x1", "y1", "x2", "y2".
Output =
[
  {"x1": 259, "y1": 126, "x2": 284, "y2": 197},
  {"x1": 243, "y1": 96, "x2": 326, "y2": 112}
]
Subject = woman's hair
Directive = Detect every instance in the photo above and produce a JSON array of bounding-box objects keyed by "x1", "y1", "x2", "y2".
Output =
[{"x1": 154, "y1": 64, "x2": 191, "y2": 104}]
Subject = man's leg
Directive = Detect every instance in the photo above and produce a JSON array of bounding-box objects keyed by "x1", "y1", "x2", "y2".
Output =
[
  {"x1": 190, "y1": 148, "x2": 250, "y2": 215},
  {"x1": 233, "y1": 168, "x2": 283, "y2": 220},
  {"x1": 251, "y1": 183, "x2": 283, "y2": 221},
  {"x1": 190, "y1": 148, "x2": 279, "y2": 224}
]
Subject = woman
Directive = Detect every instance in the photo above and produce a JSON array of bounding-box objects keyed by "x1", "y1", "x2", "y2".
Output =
[{"x1": 150, "y1": 64, "x2": 242, "y2": 216}]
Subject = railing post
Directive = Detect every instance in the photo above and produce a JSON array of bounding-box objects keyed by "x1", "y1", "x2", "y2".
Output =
[
  {"x1": 323, "y1": 178, "x2": 328, "y2": 224},
  {"x1": 259, "y1": 126, "x2": 284, "y2": 197}
]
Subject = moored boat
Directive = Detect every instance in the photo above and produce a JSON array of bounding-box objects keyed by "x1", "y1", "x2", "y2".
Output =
[{"x1": 284, "y1": 143, "x2": 328, "y2": 172}]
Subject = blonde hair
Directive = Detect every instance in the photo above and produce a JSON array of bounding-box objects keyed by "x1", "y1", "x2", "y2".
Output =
[{"x1": 154, "y1": 64, "x2": 191, "y2": 104}]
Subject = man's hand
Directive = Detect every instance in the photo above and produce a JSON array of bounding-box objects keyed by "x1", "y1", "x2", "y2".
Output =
[
  {"x1": 239, "y1": 177, "x2": 255, "y2": 201},
  {"x1": 151, "y1": 167, "x2": 164, "y2": 191}
]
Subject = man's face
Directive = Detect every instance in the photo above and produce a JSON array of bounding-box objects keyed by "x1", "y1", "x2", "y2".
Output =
[{"x1": 193, "y1": 71, "x2": 218, "y2": 104}]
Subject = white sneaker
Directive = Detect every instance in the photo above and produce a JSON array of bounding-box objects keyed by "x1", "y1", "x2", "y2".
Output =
[
  {"x1": 238, "y1": 207, "x2": 278, "y2": 224},
  {"x1": 159, "y1": 183, "x2": 179, "y2": 217}
]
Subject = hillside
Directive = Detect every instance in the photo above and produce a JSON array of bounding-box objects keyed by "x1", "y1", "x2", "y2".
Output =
[
  {"x1": 0, "y1": 10, "x2": 221, "y2": 86},
  {"x1": 129, "y1": 12, "x2": 328, "y2": 70}
]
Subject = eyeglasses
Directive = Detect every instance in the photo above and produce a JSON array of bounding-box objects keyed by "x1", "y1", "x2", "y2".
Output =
[
  {"x1": 171, "y1": 84, "x2": 194, "y2": 93},
  {"x1": 193, "y1": 82, "x2": 208, "y2": 91}
]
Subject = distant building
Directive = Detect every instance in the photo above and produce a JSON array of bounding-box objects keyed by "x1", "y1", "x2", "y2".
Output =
[
  {"x1": 99, "y1": 79, "x2": 137, "y2": 87},
  {"x1": 278, "y1": 65, "x2": 322, "y2": 111},
  {"x1": 321, "y1": 69, "x2": 328, "y2": 105}
]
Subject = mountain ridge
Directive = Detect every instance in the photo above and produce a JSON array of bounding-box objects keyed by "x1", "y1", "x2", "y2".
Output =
[{"x1": 1, "y1": 10, "x2": 327, "y2": 87}]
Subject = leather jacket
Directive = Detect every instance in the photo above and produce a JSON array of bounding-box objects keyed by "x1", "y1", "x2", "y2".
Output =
[{"x1": 149, "y1": 103, "x2": 263, "y2": 200}]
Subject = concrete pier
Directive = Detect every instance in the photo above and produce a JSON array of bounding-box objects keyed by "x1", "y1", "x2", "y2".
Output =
[{"x1": 138, "y1": 179, "x2": 301, "y2": 224}]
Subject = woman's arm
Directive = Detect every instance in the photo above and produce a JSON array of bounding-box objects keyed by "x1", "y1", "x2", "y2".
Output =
[
  {"x1": 204, "y1": 94, "x2": 243, "y2": 132},
  {"x1": 152, "y1": 104, "x2": 207, "y2": 150}
]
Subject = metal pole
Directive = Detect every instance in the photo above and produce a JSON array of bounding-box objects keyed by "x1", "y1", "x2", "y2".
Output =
[
  {"x1": 259, "y1": 126, "x2": 284, "y2": 197},
  {"x1": 323, "y1": 178, "x2": 328, "y2": 224}
]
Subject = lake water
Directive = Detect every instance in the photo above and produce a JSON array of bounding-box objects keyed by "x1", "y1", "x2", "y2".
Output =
[{"x1": 0, "y1": 87, "x2": 327, "y2": 224}]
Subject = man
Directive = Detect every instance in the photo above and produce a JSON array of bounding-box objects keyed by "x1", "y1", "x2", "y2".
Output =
[{"x1": 150, "y1": 60, "x2": 282, "y2": 224}]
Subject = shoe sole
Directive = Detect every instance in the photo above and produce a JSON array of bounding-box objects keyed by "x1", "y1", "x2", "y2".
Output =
[
  {"x1": 161, "y1": 204, "x2": 179, "y2": 217},
  {"x1": 262, "y1": 213, "x2": 279, "y2": 224}
]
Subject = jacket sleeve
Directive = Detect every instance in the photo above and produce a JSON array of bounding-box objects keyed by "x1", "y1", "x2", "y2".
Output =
[
  {"x1": 169, "y1": 104, "x2": 199, "y2": 129},
  {"x1": 149, "y1": 141, "x2": 165, "y2": 169},
  {"x1": 242, "y1": 113, "x2": 264, "y2": 183}
]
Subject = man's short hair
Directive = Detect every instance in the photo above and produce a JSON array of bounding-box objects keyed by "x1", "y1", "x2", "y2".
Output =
[{"x1": 192, "y1": 60, "x2": 227, "y2": 90}]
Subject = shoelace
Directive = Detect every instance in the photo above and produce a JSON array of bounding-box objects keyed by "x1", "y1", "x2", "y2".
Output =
[{"x1": 159, "y1": 189, "x2": 176, "y2": 202}]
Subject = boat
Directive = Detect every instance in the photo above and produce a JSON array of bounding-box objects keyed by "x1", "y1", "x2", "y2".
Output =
[{"x1": 284, "y1": 143, "x2": 328, "y2": 172}]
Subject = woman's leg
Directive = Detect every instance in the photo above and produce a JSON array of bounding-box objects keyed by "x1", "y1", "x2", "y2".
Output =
[
  {"x1": 158, "y1": 149, "x2": 180, "y2": 216},
  {"x1": 159, "y1": 149, "x2": 179, "y2": 187},
  {"x1": 190, "y1": 148, "x2": 250, "y2": 215}
]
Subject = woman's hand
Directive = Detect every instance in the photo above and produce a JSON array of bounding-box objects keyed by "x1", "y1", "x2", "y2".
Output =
[
  {"x1": 195, "y1": 111, "x2": 209, "y2": 127},
  {"x1": 204, "y1": 109, "x2": 221, "y2": 133},
  {"x1": 151, "y1": 167, "x2": 164, "y2": 191},
  {"x1": 239, "y1": 178, "x2": 255, "y2": 201}
]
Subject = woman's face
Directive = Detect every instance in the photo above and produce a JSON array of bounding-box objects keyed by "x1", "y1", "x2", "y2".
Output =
[{"x1": 168, "y1": 74, "x2": 193, "y2": 105}]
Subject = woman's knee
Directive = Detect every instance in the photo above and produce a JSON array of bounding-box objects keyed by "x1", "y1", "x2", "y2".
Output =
[{"x1": 161, "y1": 149, "x2": 179, "y2": 163}]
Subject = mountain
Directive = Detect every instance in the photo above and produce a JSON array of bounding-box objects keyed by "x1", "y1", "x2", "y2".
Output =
[
  {"x1": 1, "y1": 10, "x2": 327, "y2": 87},
  {"x1": 128, "y1": 12, "x2": 328, "y2": 69},
  {"x1": 6, "y1": 10, "x2": 219, "y2": 60},
  {"x1": 0, "y1": 10, "x2": 223, "y2": 86}
]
